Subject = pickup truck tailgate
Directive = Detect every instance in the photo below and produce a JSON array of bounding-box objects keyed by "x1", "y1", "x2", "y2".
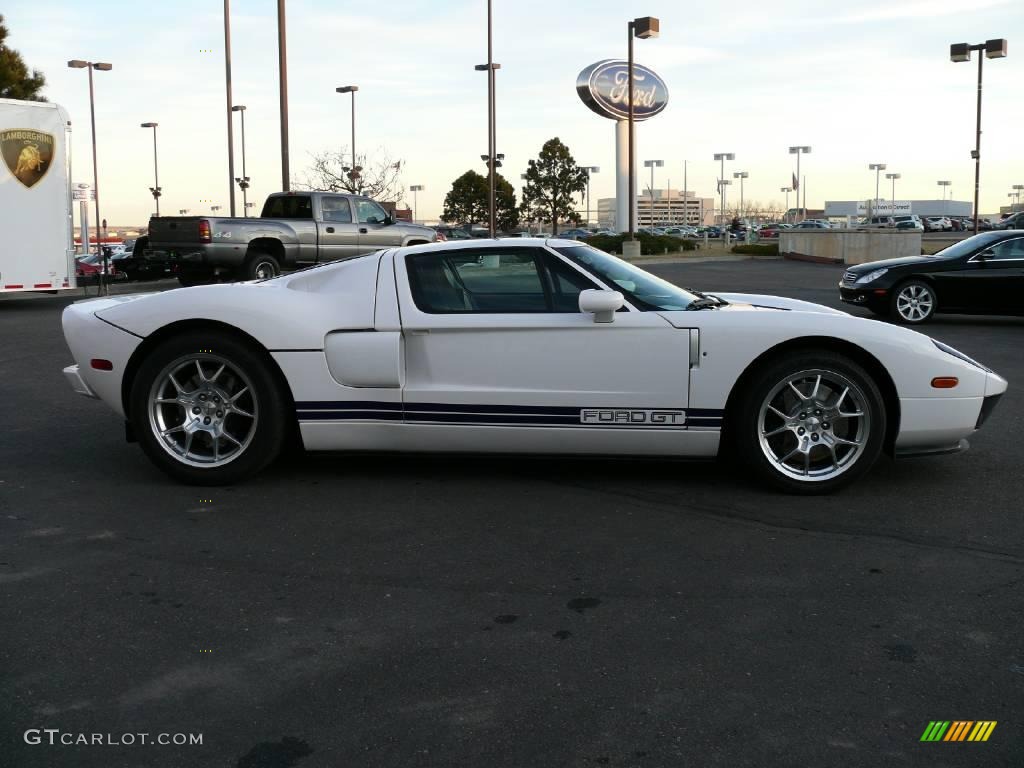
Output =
[{"x1": 148, "y1": 217, "x2": 204, "y2": 245}]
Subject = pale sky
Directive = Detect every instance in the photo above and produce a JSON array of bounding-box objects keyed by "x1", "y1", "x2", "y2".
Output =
[{"x1": 5, "y1": 0, "x2": 1022, "y2": 224}]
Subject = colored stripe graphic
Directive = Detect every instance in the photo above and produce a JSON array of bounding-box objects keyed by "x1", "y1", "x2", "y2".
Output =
[
  {"x1": 294, "y1": 401, "x2": 723, "y2": 429},
  {"x1": 920, "y1": 721, "x2": 996, "y2": 742}
]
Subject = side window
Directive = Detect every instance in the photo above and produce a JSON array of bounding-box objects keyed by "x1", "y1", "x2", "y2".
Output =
[
  {"x1": 407, "y1": 249, "x2": 548, "y2": 313},
  {"x1": 542, "y1": 252, "x2": 600, "y2": 312},
  {"x1": 355, "y1": 200, "x2": 388, "y2": 224},
  {"x1": 988, "y1": 238, "x2": 1024, "y2": 260},
  {"x1": 320, "y1": 196, "x2": 353, "y2": 223},
  {"x1": 265, "y1": 195, "x2": 312, "y2": 219}
]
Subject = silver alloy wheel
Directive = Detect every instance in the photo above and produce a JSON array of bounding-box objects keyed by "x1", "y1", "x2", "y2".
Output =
[
  {"x1": 253, "y1": 260, "x2": 277, "y2": 280},
  {"x1": 757, "y1": 369, "x2": 870, "y2": 482},
  {"x1": 895, "y1": 283, "x2": 934, "y2": 322},
  {"x1": 147, "y1": 353, "x2": 259, "y2": 468}
]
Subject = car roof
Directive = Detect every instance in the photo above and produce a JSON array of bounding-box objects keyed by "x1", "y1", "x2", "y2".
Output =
[{"x1": 395, "y1": 237, "x2": 580, "y2": 256}]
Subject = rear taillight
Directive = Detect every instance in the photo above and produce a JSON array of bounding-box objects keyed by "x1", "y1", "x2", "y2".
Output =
[{"x1": 198, "y1": 219, "x2": 212, "y2": 243}]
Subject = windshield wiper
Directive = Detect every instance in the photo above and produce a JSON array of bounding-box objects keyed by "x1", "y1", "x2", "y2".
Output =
[{"x1": 686, "y1": 298, "x2": 720, "y2": 311}]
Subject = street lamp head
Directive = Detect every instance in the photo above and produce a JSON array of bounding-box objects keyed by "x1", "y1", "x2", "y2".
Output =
[
  {"x1": 1013, "y1": 184, "x2": 1024, "y2": 191},
  {"x1": 474, "y1": 63, "x2": 501, "y2": 71},
  {"x1": 585, "y1": 166, "x2": 600, "y2": 173},
  {"x1": 231, "y1": 105, "x2": 246, "y2": 112},
  {"x1": 789, "y1": 146, "x2": 811, "y2": 154},
  {"x1": 67, "y1": 59, "x2": 88, "y2": 69},
  {"x1": 643, "y1": 159, "x2": 664, "y2": 168},
  {"x1": 713, "y1": 153, "x2": 735, "y2": 161},
  {"x1": 734, "y1": 171, "x2": 749, "y2": 179},
  {"x1": 410, "y1": 185, "x2": 424, "y2": 192},
  {"x1": 985, "y1": 38, "x2": 1008, "y2": 59},
  {"x1": 886, "y1": 173, "x2": 901, "y2": 180},
  {"x1": 937, "y1": 180, "x2": 951, "y2": 186},
  {"x1": 140, "y1": 122, "x2": 158, "y2": 128},
  {"x1": 780, "y1": 187, "x2": 791, "y2": 193},
  {"x1": 632, "y1": 16, "x2": 660, "y2": 39},
  {"x1": 92, "y1": 62, "x2": 113, "y2": 71},
  {"x1": 869, "y1": 163, "x2": 887, "y2": 171},
  {"x1": 336, "y1": 85, "x2": 358, "y2": 93},
  {"x1": 950, "y1": 43, "x2": 971, "y2": 62}
]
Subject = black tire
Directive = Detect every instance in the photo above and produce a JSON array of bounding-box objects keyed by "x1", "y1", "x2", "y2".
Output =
[
  {"x1": 240, "y1": 251, "x2": 280, "y2": 281},
  {"x1": 732, "y1": 350, "x2": 887, "y2": 494},
  {"x1": 889, "y1": 279, "x2": 936, "y2": 324},
  {"x1": 129, "y1": 330, "x2": 290, "y2": 485}
]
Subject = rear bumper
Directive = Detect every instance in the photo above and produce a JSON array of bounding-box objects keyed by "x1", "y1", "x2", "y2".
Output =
[{"x1": 63, "y1": 364, "x2": 98, "y2": 398}]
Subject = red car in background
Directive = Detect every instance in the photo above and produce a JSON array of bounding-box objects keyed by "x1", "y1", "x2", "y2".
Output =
[{"x1": 75, "y1": 253, "x2": 124, "y2": 283}]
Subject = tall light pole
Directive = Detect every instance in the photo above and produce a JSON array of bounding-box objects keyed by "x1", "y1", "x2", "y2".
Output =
[
  {"x1": 410, "y1": 184, "x2": 424, "y2": 223},
  {"x1": 140, "y1": 122, "x2": 160, "y2": 216},
  {"x1": 643, "y1": 159, "x2": 663, "y2": 226},
  {"x1": 472, "y1": 0, "x2": 502, "y2": 238},
  {"x1": 582, "y1": 167, "x2": 599, "y2": 227},
  {"x1": 232, "y1": 105, "x2": 250, "y2": 212},
  {"x1": 950, "y1": 38, "x2": 1008, "y2": 233},
  {"x1": 733, "y1": 171, "x2": 749, "y2": 221},
  {"x1": 868, "y1": 163, "x2": 886, "y2": 215},
  {"x1": 789, "y1": 146, "x2": 811, "y2": 221},
  {"x1": 886, "y1": 172, "x2": 901, "y2": 214},
  {"x1": 67, "y1": 59, "x2": 112, "y2": 292},
  {"x1": 713, "y1": 153, "x2": 734, "y2": 225},
  {"x1": 277, "y1": 0, "x2": 290, "y2": 190},
  {"x1": 223, "y1": 0, "x2": 237, "y2": 215},
  {"x1": 780, "y1": 187, "x2": 792, "y2": 222},
  {"x1": 937, "y1": 180, "x2": 951, "y2": 200},
  {"x1": 336, "y1": 86, "x2": 359, "y2": 193},
  {"x1": 1013, "y1": 184, "x2": 1024, "y2": 209},
  {"x1": 627, "y1": 16, "x2": 659, "y2": 241}
]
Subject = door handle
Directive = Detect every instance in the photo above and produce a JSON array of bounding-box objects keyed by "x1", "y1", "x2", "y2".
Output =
[
  {"x1": 359, "y1": 227, "x2": 368, "y2": 234},
  {"x1": 325, "y1": 227, "x2": 335, "y2": 233}
]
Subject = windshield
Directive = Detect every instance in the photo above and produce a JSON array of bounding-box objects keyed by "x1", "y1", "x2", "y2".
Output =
[
  {"x1": 930, "y1": 232, "x2": 1004, "y2": 259},
  {"x1": 553, "y1": 244, "x2": 699, "y2": 310}
]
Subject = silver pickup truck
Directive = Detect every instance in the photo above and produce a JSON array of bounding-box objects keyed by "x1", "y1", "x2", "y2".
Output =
[{"x1": 140, "y1": 191, "x2": 438, "y2": 285}]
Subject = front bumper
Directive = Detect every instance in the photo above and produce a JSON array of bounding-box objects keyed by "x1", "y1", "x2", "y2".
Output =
[{"x1": 839, "y1": 282, "x2": 888, "y2": 305}]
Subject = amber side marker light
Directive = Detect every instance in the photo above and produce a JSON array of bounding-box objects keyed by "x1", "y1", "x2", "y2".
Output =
[
  {"x1": 90, "y1": 359, "x2": 114, "y2": 371},
  {"x1": 931, "y1": 377, "x2": 959, "y2": 389}
]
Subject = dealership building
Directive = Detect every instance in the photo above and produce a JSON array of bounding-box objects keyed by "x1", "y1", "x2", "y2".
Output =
[
  {"x1": 597, "y1": 189, "x2": 715, "y2": 229},
  {"x1": 823, "y1": 199, "x2": 972, "y2": 223}
]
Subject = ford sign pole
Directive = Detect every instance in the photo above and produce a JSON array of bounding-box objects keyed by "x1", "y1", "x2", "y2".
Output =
[
  {"x1": 223, "y1": 0, "x2": 236, "y2": 216},
  {"x1": 627, "y1": 17, "x2": 659, "y2": 249},
  {"x1": 278, "y1": 0, "x2": 290, "y2": 191}
]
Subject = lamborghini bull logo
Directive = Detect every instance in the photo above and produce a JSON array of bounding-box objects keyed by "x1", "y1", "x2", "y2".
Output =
[{"x1": 1, "y1": 129, "x2": 54, "y2": 189}]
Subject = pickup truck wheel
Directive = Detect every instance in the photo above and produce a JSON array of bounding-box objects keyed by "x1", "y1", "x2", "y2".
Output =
[
  {"x1": 241, "y1": 252, "x2": 280, "y2": 281},
  {"x1": 129, "y1": 330, "x2": 288, "y2": 485}
]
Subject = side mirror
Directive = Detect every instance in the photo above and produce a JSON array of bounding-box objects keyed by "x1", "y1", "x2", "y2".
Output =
[{"x1": 579, "y1": 289, "x2": 624, "y2": 323}]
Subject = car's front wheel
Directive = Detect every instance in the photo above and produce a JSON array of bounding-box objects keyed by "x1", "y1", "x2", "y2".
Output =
[
  {"x1": 734, "y1": 351, "x2": 886, "y2": 494},
  {"x1": 129, "y1": 331, "x2": 289, "y2": 485},
  {"x1": 891, "y1": 280, "x2": 936, "y2": 324}
]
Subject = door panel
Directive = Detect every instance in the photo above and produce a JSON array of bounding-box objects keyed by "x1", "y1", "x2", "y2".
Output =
[
  {"x1": 395, "y1": 247, "x2": 692, "y2": 453},
  {"x1": 353, "y1": 199, "x2": 401, "y2": 253},
  {"x1": 316, "y1": 196, "x2": 360, "y2": 261}
]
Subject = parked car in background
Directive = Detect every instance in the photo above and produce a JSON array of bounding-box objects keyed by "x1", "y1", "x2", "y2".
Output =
[
  {"x1": 924, "y1": 216, "x2": 952, "y2": 232},
  {"x1": 75, "y1": 254, "x2": 123, "y2": 282},
  {"x1": 559, "y1": 228, "x2": 593, "y2": 240},
  {"x1": 839, "y1": 231, "x2": 1024, "y2": 323},
  {"x1": 896, "y1": 220, "x2": 924, "y2": 231},
  {"x1": 865, "y1": 216, "x2": 895, "y2": 228},
  {"x1": 433, "y1": 225, "x2": 473, "y2": 241},
  {"x1": 892, "y1": 215, "x2": 923, "y2": 229},
  {"x1": 793, "y1": 220, "x2": 830, "y2": 229},
  {"x1": 994, "y1": 211, "x2": 1024, "y2": 230}
]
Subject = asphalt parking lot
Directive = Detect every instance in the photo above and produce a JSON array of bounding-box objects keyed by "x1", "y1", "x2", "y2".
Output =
[{"x1": 2, "y1": 259, "x2": 1021, "y2": 768}]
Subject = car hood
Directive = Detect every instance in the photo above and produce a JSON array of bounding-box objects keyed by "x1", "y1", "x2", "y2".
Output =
[
  {"x1": 657, "y1": 293, "x2": 847, "y2": 328},
  {"x1": 844, "y1": 254, "x2": 933, "y2": 273}
]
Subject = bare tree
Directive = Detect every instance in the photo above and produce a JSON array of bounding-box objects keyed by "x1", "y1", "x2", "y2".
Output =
[{"x1": 295, "y1": 146, "x2": 404, "y2": 202}]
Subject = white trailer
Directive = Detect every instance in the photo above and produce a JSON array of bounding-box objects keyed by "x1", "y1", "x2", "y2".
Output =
[{"x1": 0, "y1": 98, "x2": 75, "y2": 292}]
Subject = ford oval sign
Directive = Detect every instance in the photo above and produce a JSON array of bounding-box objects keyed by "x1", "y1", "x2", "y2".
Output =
[{"x1": 576, "y1": 59, "x2": 668, "y2": 121}]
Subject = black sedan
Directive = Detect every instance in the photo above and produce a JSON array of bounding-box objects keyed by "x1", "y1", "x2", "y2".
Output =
[{"x1": 839, "y1": 231, "x2": 1024, "y2": 324}]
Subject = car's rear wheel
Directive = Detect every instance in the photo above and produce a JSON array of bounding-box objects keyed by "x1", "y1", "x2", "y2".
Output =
[
  {"x1": 129, "y1": 331, "x2": 289, "y2": 485},
  {"x1": 891, "y1": 280, "x2": 936, "y2": 324},
  {"x1": 734, "y1": 351, "x2": 886, "y2": 494}
]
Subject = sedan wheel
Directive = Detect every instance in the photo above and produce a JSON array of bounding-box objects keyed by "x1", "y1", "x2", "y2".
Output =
[
  {"x1": 735, "y1": 352, "x2": 886, "y2": 494},
  {"x1": 130, "y1": 331, "x2": 289, "y2": 484},
  {"x1": 892, "y1": 281, "x2": 936, "y2": 324}
]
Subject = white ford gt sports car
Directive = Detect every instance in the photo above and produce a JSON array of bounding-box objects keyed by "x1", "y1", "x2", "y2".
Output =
[{"x1": 62, "y1": 238, "x2": 1007, "y2": 493}]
